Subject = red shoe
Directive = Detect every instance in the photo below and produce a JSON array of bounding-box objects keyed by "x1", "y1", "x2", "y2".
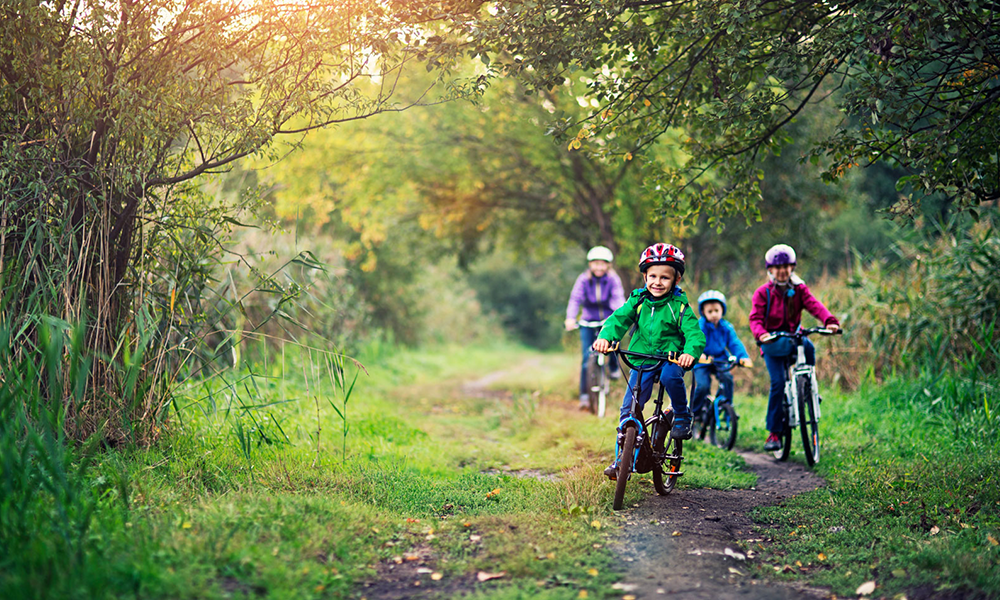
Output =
[{"x1": 764, "y1": 433, "x2": 782, "y2": 451}]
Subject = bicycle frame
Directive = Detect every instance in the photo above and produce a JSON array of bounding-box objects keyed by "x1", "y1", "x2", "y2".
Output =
[
  {"x1": 762, "y1": 327, "x2": 841, "y2": 464},
  {"x1": 613, "y1": 349, "x2": 680, "y2": 470}
]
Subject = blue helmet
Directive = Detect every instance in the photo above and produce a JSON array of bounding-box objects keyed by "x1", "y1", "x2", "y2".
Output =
[{"x1": 697, "y1": 290, "x2": 727, "y2": 316}]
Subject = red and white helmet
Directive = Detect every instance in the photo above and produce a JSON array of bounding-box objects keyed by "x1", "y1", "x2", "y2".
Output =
[{"x1": 638, "y1": 243, "x2": 685, "y2": 275}]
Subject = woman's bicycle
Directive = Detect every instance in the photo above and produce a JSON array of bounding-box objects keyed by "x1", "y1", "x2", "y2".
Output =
[
  {"x1": 608, "y1": 348, "x2": 685, "y2": 510},
  {"x1": 578, "y1": 319, "x2": 610, "y2": 417},
  {"x1": 760, "y1": 327, "x2": 842, "y2": 466},
  {"x1": 692, "y1": 355, "x2": 750, "y2": 451}
]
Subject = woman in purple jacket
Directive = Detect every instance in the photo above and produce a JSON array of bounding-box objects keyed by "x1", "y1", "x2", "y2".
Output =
[
  {"x1": 749, "y1": 244, "x2": 840, "y2": 451},
  {"x1": 565, "y1": 246, "x2": 626, "y2": 409}
]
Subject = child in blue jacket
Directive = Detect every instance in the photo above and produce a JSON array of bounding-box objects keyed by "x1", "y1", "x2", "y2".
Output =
[{"x1": 691, "y1": 290, "x2": 752, "y2": 416}]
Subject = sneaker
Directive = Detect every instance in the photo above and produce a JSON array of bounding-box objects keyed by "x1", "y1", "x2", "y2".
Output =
[
  {"x1": 670, "y1": 415, "x2": 693, "y2": 440},
  {"x1": 764, "y1": 433, "x2": 782, "y2": 451},
  {"x1": 578, "y1": 394, "x2": 590, "y2": 410},
  {"x1": 604, "y1": 462, "x2": 618, "y2": 480}
]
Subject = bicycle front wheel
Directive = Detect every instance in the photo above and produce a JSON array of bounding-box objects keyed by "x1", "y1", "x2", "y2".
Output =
[
  {"x1": 797, "y1": 375, "x2": 820, "y2": 466},
  {"x1": 711, "y1": 402, "x2": 738, "y2": 451},
  {"x1": 586, "y1": 352, "x2": 602, "y2": 415},
  {"x1": 613, "y1": 427, "x2": 637, "y2": 510}
]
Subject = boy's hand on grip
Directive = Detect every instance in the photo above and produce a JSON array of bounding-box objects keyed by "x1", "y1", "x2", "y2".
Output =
[
  {"x1": 592, "y1": 338, "x2": 612, "y2": 354},
  {"x1": 677, "y1": 353, "x2": 695, "y2": 369}
]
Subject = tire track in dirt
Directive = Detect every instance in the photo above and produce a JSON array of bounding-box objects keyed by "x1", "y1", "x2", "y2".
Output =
[{"x1": 609, "y1": 451, "x2": 827, "y2": 599}]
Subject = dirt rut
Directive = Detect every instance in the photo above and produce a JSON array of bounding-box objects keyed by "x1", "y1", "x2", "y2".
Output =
[{"x1": 608, "y1": 451, "x2": 826, "y2": 599}]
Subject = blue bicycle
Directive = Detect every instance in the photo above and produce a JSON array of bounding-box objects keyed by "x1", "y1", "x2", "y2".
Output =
[
  {"x1": 610, "y1": 348, "x2": 685, "y2": 510},
  {"x1": 692, "y1": 355, "x2": 751, "y2": 451}
]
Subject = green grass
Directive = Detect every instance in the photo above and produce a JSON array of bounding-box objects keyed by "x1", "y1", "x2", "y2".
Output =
[
  {"x1": 13, "y1": 340, "x2": 996, "y2": 599},
  {"x1": 732, "y1": 381, "x2": 1000, "y2": 598},
  {"x1": 1, "y1": 341, "x2": 756, "y2": 599}
]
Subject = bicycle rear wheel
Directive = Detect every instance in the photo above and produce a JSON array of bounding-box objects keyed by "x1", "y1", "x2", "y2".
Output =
[
  {"x1": 711, "y1": 401, "x2": 738, "y2": 451},
  {"x1": 613, "y1": 426, "x2": 637, "y2": 510},
  {"x1": 797, "y1": 375, "x2": 820, "y2": 466},
  {"x1": 654, "y1": 436, "x2": 682, "y2": 495},
  {"x1": 586, "y1": 352, "x2": 602, "y2": 415}
]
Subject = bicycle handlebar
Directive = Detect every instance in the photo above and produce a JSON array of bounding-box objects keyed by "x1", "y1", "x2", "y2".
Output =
[
  {"x1": 614, "y1": 348, "x2": 682, "y2": 372},
  {"x1": 697, "y1": 355, "x2": 751, "y2": 371},
  {"x1": 758, "y1": 327, "x2": 842, "y2": 345}
]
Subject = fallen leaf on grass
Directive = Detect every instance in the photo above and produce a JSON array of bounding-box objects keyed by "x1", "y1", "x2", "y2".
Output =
[
  {"x1": 485, "y1": 488, "x2": 501, "y2": 499},
  {"x1": 587, "y1": 568, "x2": 599, "y2": 577},
  {"x1": 671, "y1": 531, "x2": 681, "y2": 537},
  {"x1": 181, "y1": 522, "x2": 192, "y2": 529},
  {"x1": 431, "y1": 573, "x2": 443, "y2": 581},
  {"x1": 611, "y1": 583, "x2": 638, "y2": 591},
  {"x1": 892, "y1": 569, "x2": 907, "y2": 578},
  {"x1": 930, "y1": 526, "x2": 940, "y2": 535},
  {"x1": 728, "y1": 567, "x2": 744, "y2": 576},
  {"x1": 591, "y1": 520, "x2": 602, "y2": 529},
  {"x1": 578, "y1": 591, "x2": 588, "y2": 599},
  {"x1": 404, "y1": 554, "x2": 420, "y2": 562},
  {"x1": 817, "y1": 552, "x2": 827, "y2": 561},
  {"x1": 469, "y1": 534, "x2": 482, "y2": 542},
  {"x1": 623, "y1": 595, "x2": 637, "y2": 600},
  {"x1": 406, "y1": 518, "x2": 420, "y2": 523},
  {"x1": 988, "y1": 534, "x2": 999, "y2": 546},
  {"x1": 477, "y1": 571, "x2": 506, "y2": 582},
  {"x1": 392, "y1": 556, "x2": 403, "y2": 564},
  {"x1": 856, "y1": 580, "x2": 876, "y2": 596}
]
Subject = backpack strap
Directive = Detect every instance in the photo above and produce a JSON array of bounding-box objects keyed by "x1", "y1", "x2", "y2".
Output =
[{"x1": 624, "y1": 295, "x2": 646, "y2": 340}]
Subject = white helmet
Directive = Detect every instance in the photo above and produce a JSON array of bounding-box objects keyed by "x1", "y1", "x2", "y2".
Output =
[
  {"x1": 765, "y1": 244, "x2": 797, "y2": 267},
  {"x1": 697, "y1": 290, "x2": 727, "y2": 316},
  {"x1": 587, "y1": 246, "x2": 614, "y2": 262}
]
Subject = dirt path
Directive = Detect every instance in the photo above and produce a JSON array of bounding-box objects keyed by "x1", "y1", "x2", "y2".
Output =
[
  {"x1": 608, "y1": 451, "x2": 826, "y2": 599},
  {"x1": 360, "y1": 359, "x2": 829, "y2": 600}
]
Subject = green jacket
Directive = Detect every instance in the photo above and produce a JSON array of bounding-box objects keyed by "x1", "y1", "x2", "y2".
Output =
[{"x1": 597, "y1": 287, "x2": 706, "y2": 359}]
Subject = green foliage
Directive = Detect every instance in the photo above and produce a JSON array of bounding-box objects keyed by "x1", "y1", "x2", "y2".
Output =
[
  {"x1": 469, "y1": 0, "x2": 1000, "y2": 219},
  {"x1": 0, "y1": 0, "x2": 468, "y2": 443}
]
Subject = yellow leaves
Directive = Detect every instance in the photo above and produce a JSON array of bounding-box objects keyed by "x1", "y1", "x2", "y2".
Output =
[
  {"x1": 431, "y1": 572, "x2": 443, "y2": 581},
  {"x1": 987, "y1": 534, "x2": 999, "y2": 546},
  {"x1": 485, "y1": 488, "x2": 501, "y2": 499},
  {"x1": 169, "y1": 288, "x2": 176, "y2": 313},
  {"x1": 587, "y1": 568, "x2": 599, "y2": 577},
  {"x1": 578, "y1": 590, "x2": 589, "y2": 599},
  {"x1": 590, "y1": 520, "x2": 602, "y2": 529},
  {"x1": 181, "y1": 521, "x2": 192, "y2": 529},
  {"x1": 671, "y1": 531, "x2": 681, "y2": 537},
  {"x1": 624, "y1": 152, "x2": 633, "y2": 162},
  {"x1": 817, "y1": 552, "x2": 827, "y2": 561},
  {"x1": 642, "y1": 98, "x2": 651, "y2": 107}
]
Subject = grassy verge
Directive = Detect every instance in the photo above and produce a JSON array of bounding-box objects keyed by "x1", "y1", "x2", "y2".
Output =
[
  {"x1": 2, "y1": 342, "x2": 756, "y2": 599},
  {"x1": 732, "y1": 379, "x2": 1000, "y2": 598}
]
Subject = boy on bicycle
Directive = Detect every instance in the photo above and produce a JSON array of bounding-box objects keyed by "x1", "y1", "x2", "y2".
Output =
[
  {"x1": 749, "y1": 244, "x2": 840, "y2": 451},
  {"x1": 591, "y1": 244, "x2": 705, "y2": 478},
  {"x1": 565, "y1": 246, "x2": 626, "y2": 410},
  {"x1": 691, "y1": 290, "x2": 752, "y2": 417}
]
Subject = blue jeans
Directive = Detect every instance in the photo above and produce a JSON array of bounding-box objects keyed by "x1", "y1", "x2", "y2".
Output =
[
  {"x1": 691, "y1": 362, "x2": 734, "y2": 416},
  {"x1": 762, "y1": 337, "x2": 815, "y2": 432},
  {"x1": 579, "y1": 326, "x2": 618, "y2": 396},
  {"x1": 619, "y1": 362, "x2": 688, "y2": 422}
]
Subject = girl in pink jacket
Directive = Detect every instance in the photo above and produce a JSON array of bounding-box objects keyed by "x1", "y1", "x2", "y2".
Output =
[{"x1": 748, "y1": 244, "x2": 840, "y2": 452}]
